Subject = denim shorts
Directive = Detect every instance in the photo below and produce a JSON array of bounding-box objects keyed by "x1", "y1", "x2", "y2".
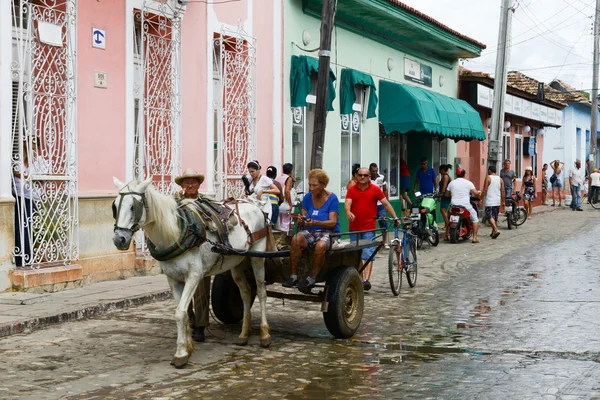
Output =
[
  {"x1": 376, "y1": 205, "x2": 387, "y2": 228},
  {"x1": 350, "y1": 230, "x2": 377, "y2": 261}
]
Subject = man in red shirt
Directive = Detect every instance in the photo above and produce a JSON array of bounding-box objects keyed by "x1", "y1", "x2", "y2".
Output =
[
  {"x1": 400, "y1": 158, "x2": 412, "y2": 214},
  {"x1": 345, "y1": 167, "x2": 400, "y2": 291}
]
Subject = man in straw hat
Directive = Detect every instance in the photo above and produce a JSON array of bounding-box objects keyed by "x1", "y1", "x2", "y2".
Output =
[{"x1": 174, "y1": 168, "x2": 210, "y2": 342}]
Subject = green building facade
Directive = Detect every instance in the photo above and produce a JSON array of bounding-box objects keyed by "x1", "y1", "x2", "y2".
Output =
[{"x1": 283, "y1": 0, "x2": 486, "y2": 229}]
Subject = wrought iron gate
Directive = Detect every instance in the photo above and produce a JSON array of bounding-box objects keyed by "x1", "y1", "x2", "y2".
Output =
[
  {"x1": 213, "y1": 27, "x2": 257, "y2": 199},
  {"x1": 10, "y1": 0, "x2": 78, "y2": 268},
  {"x1": 134, "y1": 0, "x2": 182, "y2": 194}
]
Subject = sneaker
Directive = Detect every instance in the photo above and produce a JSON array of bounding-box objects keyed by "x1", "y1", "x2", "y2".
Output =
[
  {"x1": 363, "y1": 280, "x2": 372, "y2": 291},
  {"x1": 384, "y1": 244, "x2": 390, "y2": 250},
  {"x1": 282, "y1": 275, "x2": 298, "y2": 288},
  {"x1": 298, "y1": 276, "x2": 316, "y2": 290}
]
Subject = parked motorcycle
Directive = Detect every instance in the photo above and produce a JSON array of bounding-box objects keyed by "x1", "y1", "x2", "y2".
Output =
[
  {"x1": 448, "y1": 197, "x2": 479, "y2": 243},
  {"x1": 409, "y1": 192, "x2": 440, "y2": 248},
  {"x1": 504, "y1": 191, "x2": 527, "y2": 230}
]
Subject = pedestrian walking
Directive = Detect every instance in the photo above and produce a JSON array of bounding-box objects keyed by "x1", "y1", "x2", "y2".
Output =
[
  {"x1": 569, "y1": 160, "x2": 584, "y2": 211},
  {"x1": 481, "y1": 165, "x2": 505, "y2": 239},
  {"x1": 521, "y1": 166, "x2": 536, "y2": 220},
  {"x1": 413, "y1": 157, "x2": 436, "y2": 195},
  {"x1": 550, "y1": 159, "x2": 565, "y2": 207},
  {"x1": 590, "y1": 168, "x2": 600, "y2": 203},
  {"x1": 500, "y1": 159, "x2": 516, "y2": 199},
  {"x1": 369, "y1": 163, "x2": 390, "y2": 249},
  {"x1": 266, "y1": 166, "x2": 284, "y2": 226},
  {"x1": 446, "y1": 167, "x2": 481, "y2": 243},
  {"x1": 276, "y1": 163, "x2": 295, "y2": 232},
  {"x1": 438, "y1": 164, "x2": 452, "y2": 241},
  {"x1": 174, "y1": 168, "x2": 210, "y2": 343},
  {"x1": 400, "y1": 158, "x2": 412, "y2": 213},
  {"x1": 345, "y1": 167, "x2": 400, "y2": 291},
  {"x1": 541, "y1": 163, "x2": 549, "y2": 205}
]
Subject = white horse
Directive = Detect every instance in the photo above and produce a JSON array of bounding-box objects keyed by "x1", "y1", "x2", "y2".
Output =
[{"x1": 111, "y1": 177, "x2": 271, "y2": 368}]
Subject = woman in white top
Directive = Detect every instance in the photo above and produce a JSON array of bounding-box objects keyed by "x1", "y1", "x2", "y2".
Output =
[{"x1": 247, "y1": 160, "x2": 280, "y2": 221}]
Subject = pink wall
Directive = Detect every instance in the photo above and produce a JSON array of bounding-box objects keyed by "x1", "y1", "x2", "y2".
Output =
[
  {"x1": 77, "y1": 0, "x2": 126, "y2": 193},
  {"x1": 252, "y1": 1, "x2": 275, "y2": 167},
  {"x1": 180, "y1": 5, "x2": 208, "y2": 189}
]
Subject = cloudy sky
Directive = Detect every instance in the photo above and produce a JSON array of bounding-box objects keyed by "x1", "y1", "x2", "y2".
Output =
[{"x1": 401, "y1": 0, "x2": 596, "y2": 91}]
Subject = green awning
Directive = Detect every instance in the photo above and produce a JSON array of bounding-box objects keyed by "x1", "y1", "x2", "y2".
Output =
[
  {"x1": 290, "y1": 55, "x2": 336, "y2": 111},
  {"x1": 378, "y1": 80, "x2": 486, "y2": 141},
  {"x1": 340, "y1": 69, "x2": 378, "y2": 119}
]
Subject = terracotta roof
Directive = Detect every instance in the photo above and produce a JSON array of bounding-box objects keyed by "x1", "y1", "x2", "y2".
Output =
[
  {"x1": 384, "y1": 1, "x2": 486, "y2": 49},
  {"x1": 506, "y1": 71, "x2": 567, "y2": 106},
  {"x1": 460, "y1": 68, "x2": 567, "y2": 107},
  {"x1": 548, "y1": 79, "x2": 590, "y2": 103}
]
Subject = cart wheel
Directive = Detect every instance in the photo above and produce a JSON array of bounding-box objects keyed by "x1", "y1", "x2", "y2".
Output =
[
  {"x1": 211, "y1": 274, "x2": 256, "y2": 325},
  {"x1": 323, "y1": 266, "x2": 364, "y2": 338}
]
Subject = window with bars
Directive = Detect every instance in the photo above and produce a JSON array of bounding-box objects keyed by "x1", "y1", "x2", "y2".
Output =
[
  {"x1": 379, "y1": 132, "x2": 404, "y2": 200},
  {"x1": 515, "y1": 126, "x2": 523, "y2": 178},
  {"x1": 340, "y1": 87, "x2": 364, "y2": 198}
]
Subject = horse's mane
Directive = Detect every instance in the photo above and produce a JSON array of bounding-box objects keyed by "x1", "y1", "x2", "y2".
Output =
[{"x1": 144, "y1": 184, "x2": 180, "y2": 246}]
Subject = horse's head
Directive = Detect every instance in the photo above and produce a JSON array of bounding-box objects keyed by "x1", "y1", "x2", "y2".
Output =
[{"x1": 112, "y1": 177, "x2": 152, "y2": 250}]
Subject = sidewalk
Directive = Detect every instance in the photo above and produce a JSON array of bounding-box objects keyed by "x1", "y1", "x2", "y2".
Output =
[
  {"x1": 0, "y1": 275, "x2": 171, "y2": 338},
  {"x1": 0, "y1": 204, "x2": 562, "y2": 340}
]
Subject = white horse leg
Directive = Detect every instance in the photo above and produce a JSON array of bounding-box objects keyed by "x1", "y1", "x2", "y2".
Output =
[
  {"x1": 231, "y1": 266, "x2": 252, "y2": 346},
  {"x1": 251, "y1": 257, "x2": 271, "y2": 348},
  {"x1": 171, "y1": 275, "x2": 200, "y2": 368}
]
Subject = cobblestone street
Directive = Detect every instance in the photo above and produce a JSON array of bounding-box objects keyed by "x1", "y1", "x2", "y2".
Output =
[{"x1": 1, "y1": 207, "x2": 599, "y2": 399}]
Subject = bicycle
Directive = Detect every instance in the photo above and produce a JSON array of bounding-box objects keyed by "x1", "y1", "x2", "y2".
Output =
[{"x1": 384, "y1": 217, "x2": 418, "y2": 296}]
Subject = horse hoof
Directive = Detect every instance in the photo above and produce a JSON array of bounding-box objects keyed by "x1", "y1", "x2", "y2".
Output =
[
  {"x1": 170, "y1": 355, "x2": 189, "y2": 369},
  {"x1": 236, "y1": 337, "x2": 249, "y2": 346},
  {"x1": 260, "y1": 336, "x2": 272, "y2": 348}
]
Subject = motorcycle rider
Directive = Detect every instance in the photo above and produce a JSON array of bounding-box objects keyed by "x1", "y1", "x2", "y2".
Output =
[{"x1": 445, "y1": 166, "x2": 481, "y2": 244}]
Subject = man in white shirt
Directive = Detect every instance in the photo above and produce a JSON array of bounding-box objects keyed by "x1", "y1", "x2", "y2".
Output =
[
  {"x1": 589, "y1": 168, "x2": 600, "y2": 204},
  {"x1": 569, "y1": 159, "x2": 584, "y2": 211},
  {"x1": 369, "y1": 163, "x2": 389, "y2": 248},
  {"x1": 446, "y1": 167, "x2": 481, "y2": 243}
]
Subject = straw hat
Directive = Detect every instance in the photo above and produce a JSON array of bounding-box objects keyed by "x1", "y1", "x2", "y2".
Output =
[{"x1": 175, "y1": 168, "x2": 205, "y2": 186}]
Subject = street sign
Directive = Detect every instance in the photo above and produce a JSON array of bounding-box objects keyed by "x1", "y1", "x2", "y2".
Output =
[{"x1": 92, "y1": 28, "x2": 106, "y2": 49}]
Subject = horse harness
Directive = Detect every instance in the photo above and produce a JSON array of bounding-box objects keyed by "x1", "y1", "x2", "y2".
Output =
[{"x1": 112, "y1": 189, "x2": 268, "y2": 261}]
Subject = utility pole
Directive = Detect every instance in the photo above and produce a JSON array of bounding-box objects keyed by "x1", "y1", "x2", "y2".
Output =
[
  {"x1": 591, "y1": 0, "x2": 600, "y2": 168},
  {"x1": 310, "y1": 0, "x2": 336, "y2": 170},
  {"x1": 487, "y1": 0, "x2": 514, "y2": 172}
]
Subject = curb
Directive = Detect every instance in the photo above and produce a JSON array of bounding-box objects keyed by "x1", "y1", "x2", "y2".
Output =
[{"x1": 0, "y1": 289, "x2": 172, "y2": 339}]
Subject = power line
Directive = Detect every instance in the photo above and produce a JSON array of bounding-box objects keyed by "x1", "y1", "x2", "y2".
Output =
[
  {"x1": 479, "y1": 14, "x2": 591, "y2": 57},
  {"x1": 553, "y1": 23, "x2": 590, "y2": 80}
]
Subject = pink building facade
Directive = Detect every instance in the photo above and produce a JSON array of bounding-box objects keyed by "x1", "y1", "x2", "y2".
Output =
[{"x1": 0, "y1": 0, "x2": 282, "y2": 292}]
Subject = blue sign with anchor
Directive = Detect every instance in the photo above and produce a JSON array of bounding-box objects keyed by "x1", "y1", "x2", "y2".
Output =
[{"x1": 92, "y1": 28, "x2": 106, "y2": 49}]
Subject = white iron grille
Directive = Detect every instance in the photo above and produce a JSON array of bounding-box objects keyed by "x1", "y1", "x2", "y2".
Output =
[
  {"x1": 10, "y1": 0, "x2": 78, "y2": 268},
  {"x1": 214, "y1": 26, "x2": 257, "y2": 200},
  {"x1": 136, "y1": 1, "x2": 182, "y2": 195}
]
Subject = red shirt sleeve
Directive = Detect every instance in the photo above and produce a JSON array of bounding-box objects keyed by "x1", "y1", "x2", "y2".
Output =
[
  {"x1": 346, "y1": 185, "x2": 355, "y2": 200},
  {"x1": 375, "y1": 186, "x2": 385, "y2": 201}
]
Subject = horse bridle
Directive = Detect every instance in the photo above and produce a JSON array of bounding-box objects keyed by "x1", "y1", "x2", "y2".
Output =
[{"x1": 113, "y1": 189, "x2": 148, "y2": 233}]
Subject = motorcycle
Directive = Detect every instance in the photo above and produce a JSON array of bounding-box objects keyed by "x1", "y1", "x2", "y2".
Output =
[
  {"x1": 448, "y1": 196, "x2": 479, "y2": 243},
  {"x1": 409, "y1": 192, "x2": 440, "y2": 248},
  {"x1": 504, "y1": 191, "x2": 527, "y2": 230}
]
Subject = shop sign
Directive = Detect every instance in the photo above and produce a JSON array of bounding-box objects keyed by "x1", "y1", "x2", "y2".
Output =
[{"x1": 404, "y1": 58, "x2": 432, "y2": 87}]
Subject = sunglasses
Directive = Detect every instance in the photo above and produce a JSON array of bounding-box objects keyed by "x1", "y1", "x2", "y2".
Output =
[{"x1": 357, "y1": 174, "x2": 370, "y2": 177}]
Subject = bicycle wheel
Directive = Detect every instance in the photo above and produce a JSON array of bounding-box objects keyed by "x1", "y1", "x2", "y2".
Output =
[
  {"x1": 388, "y1": 243, "x2": 403, "y2": 296},
  {"x1": 405, "y1": 236, "x2": 418, "y2": 287},
  {"x1": 513, "y1": 207, "x2": 528, "y2": 226},
  {"x1": 591, "y1": 194, "x2": 600, "y2": 209}
]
